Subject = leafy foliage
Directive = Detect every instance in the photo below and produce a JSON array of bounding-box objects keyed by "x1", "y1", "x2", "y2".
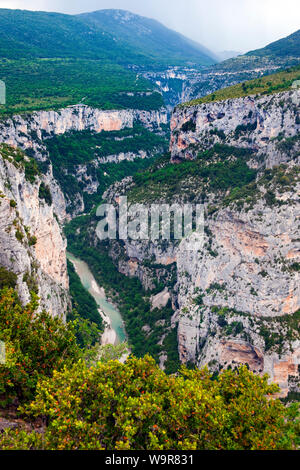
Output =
[
  {"x1": 0, "y1": 288, "x2": 80, "y2": 406},
  {"x1": 128, "y1": 145, "x2": 256, "y2": 203},
  {"x1": 246, "y1": 29, "x2": 300, "y2": 59},
  {"x1": 45, "y1": 126, "x2": 167, "y2": 213},
  {"x1": 1, "y1": 357, "x2": 299, "y2": 450},
  {"x1": 0, "y1": 287, "x2": 298, "y2": 450}
]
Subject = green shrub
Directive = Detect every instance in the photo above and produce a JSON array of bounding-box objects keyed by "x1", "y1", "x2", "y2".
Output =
[
  {"x1": 181, "y1": 120, "x2": 196, "y2": 133},
  {"x1": 38, "y1": 183, "x2": 52, "y2": 206},
  {"x1": 1, "y1": 357, "x2": 298, "y2": 450},
  {"x1": 0, "y1": 288, "x2": 80, "y2": 406},
  {"x1": 0, "y1": 266, "x2": 17, "y2": 290},
  {"x1": 28, "y1": 236, "x2": 37, "y2": 246}
]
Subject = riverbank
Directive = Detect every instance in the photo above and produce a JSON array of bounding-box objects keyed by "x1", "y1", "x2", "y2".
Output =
[{"x1": 67, "y1": 252, "x2": 126, "y2": 346}]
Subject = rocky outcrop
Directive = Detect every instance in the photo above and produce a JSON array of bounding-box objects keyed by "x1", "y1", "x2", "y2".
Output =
[
  {"x1": 170, "y1": 89, "x2": 300, "y2": 168},
  {"x1": 143, "y1": 65, "x2": 279, "y2": 113},
  {"x1": 0, "y1": 146, "x2": 69, "y2": 317},
  {"x1": 101, "y1": 87, "x2": 300, "y2": 396},
  {"x1": 0, "y1": 105, "x2": 167, "y2": 219},
  {"x1": 0, "y1": 105, "x2": 167, "y2": 160}
]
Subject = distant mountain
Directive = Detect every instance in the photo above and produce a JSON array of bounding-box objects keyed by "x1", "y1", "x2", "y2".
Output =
[
  {"x1": 79, "y1": 9, "x2": 218, "y2": 67},
  {"x1": 215, "y1": 29, "x2": 300, "y2": 73},
  {"x1": 246, "y1": 29, "x2": 300, "y2": 58},
  {"x1": 0, "y1": 8, "x2": 145, "y2": 64},
  {"x1": 217, "y1": 51, "x2": 242, "y2": 61},
  {"x1": 0, "y1": 8, "x2": 217, "y2": 68}
]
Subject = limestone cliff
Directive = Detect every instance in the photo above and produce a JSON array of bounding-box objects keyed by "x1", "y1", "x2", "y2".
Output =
[
  {"x1": 0, "y1": 105, "x2": 167, "y2": 219},
  {"x1": 102, "y1": 89, "x2": 300, "y2": 396},
  {"x1": 0, "y1": 145, "x2": 69, "y2": 317},
  {"x1": 170, "y1": 89, "x2": 300, "y2": 167},
  {"x1": 0, "y1": 105, "x2": 167, "y2": 159}
]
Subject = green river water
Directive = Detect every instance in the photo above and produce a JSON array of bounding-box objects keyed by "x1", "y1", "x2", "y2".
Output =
[{"x1": 67, "y1": 252, "x2": 126, "y2": 344}]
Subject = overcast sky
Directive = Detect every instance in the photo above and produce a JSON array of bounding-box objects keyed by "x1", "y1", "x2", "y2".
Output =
[{"x1": 0, "y1": 0, "x2": 299, "y2": 53}]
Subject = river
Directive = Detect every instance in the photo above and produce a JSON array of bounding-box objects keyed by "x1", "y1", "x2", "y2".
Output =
[{"x1": 67, "y1": 252, "x2": 126, "y2": 345}]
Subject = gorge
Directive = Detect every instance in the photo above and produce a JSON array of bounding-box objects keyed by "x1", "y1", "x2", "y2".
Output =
[{"x1": 0, "y1": 8, "x2": 299, "y2": 401}]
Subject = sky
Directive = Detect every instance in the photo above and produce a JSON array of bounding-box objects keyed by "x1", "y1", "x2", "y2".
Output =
[{"x1": 0, "y1": 0, "x2": 300, "y2": 54}]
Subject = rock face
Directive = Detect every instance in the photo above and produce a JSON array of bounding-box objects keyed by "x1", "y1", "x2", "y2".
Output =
[
  {"x1": 103, "y1": 88, "x2": 300, "y2": 396},
  {"x1": 170, "y1": 89, "x2": 300, "y2": 168},
  {"x1": 143, "y1": 65, "x2": 280, "y2": 113},
  {"x1": 174, "y1": 202, "x2": 300, "y2": 397},
  {"x1": 0, "y1": 105, "x2": 167, "y2": 219},
  {"x1": 0, "y1": 105, "x2": 167, "y2": 159},
  {"x1": 0, "y1": 146, "x2": 69, "y2": 317}
]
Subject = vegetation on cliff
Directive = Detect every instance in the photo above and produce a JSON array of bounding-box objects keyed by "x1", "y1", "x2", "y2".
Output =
[
  {"x1": 65, "y1": 214, "x2": 179, "y2": 374},
  {"x1": 128, "y1": 145, "x2": 256, "y2": 203},
  {"x1": 0, "y1": 288, "x2": 80, "y2": 407},
  {"x1": 0, "y1": 8, "x2": 216, "y2": 67},
  {"x1": 0, "y1": 6, "x2": 216, "y2": 117},
  {"x1": 246, "y1": 29, "x2": 300, "y2": 59},
  {"x1": 182, "y1": 64, "x2": 300, "y2": 107},
  {"x1": 0, "y1": 270, "x2": 298, "y2": 450},
  {"x1": 45, "y1": 126, "x2": 168, "y2": 213}
]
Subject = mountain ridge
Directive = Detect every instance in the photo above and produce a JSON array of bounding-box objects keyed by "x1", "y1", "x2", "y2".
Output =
[
  {"x1": 0, "y1": 7, "x2": 217, "y2": 67},
  {"x1": 246, "y1": 28, "x2": 300, "y2": 58},
  {"x1": 79, "y1": 9, "x2": 218, "y2": 65}
]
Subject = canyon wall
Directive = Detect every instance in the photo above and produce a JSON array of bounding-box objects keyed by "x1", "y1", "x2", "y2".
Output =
[
  {"x1": 0, "y1": 105, "x2": 168, "y2": 219},
  {"x1": 0, "y1": 146, "x2": 69, "y2": 317},
  {"x1": 0, "y1": 103, "x2": 167, "y2": 316},
  {"x1": 0, "y1": 105, "x2": 167, "y2": 160},
  {"x1": 170, "y1": 89, "x2": 300, "y2": 168},
  {"x1": 103, "y1": 88, "x2": 300, "y2": 396}
]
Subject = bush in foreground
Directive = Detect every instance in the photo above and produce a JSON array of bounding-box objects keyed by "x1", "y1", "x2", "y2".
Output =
[
  {"x1": 0, "y1": 288, "x2": 80, "y2": 406},
  {"x1": 1, "y1": 356, "x2": 299, "y2": 450}
]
